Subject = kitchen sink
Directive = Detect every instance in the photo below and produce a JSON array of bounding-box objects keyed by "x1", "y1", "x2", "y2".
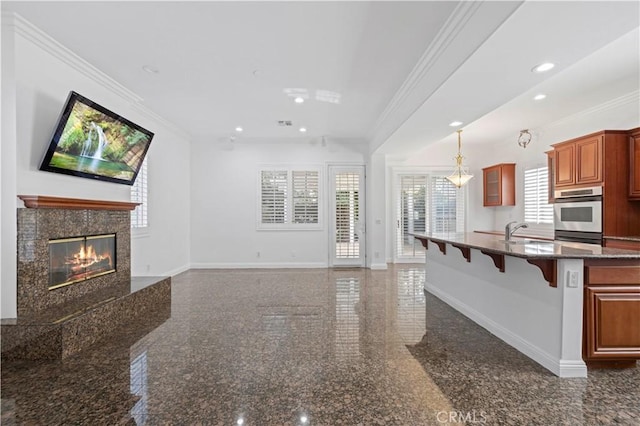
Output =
[{"x1": 498, "y1": 239, "x2": 553, "y2": 245}]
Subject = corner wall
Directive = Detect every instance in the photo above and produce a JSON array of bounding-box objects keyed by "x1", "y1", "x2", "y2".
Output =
[{"x1": 1, "y1": 14, "x2": 191, "y2": 318}]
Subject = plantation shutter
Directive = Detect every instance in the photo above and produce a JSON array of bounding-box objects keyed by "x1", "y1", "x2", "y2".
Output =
[
  {"x1": 430, "y1": 176, "x2": 463, "y2": 233},
  {"x1": 292, "y1": 171, "x2": 319, "y2": 224},
  {"x1": 524, "y1": 167, "x2": 553, "y2": 224},
  {"x1": 397, "y1": 175, "x2": 427, "y2": 257},
  {"x1": 335, "y1": 172, "x2": 360, "y2": 258},
  {"x1": 131, "y1": 158, "x2": 148, "y2": 228},
  {"x1": 261, "y1": 170, "x2": 288, "y2": 223}
]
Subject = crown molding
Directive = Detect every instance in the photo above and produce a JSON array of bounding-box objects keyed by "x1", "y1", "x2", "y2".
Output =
[
  {"x1": 543, "y1": 90, "x2": 640, "y2": 131},
  {"x1": 370, "y1": 1, "x2": 483, "y2": 138},
  {"x1": 12, "y1": 12, "x2": 143, "y2": 104},
  {"x1": 7, "y1": 12, "x2": 191, "y2": 142}
]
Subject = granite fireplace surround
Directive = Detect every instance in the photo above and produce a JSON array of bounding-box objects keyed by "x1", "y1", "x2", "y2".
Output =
[{"x1": 1, "y1": 196, "x2": 172, "y2": 360}]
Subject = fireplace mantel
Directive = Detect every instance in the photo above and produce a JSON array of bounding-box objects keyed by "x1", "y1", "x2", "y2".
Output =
[{"x1": 18, "y1": 195, "x2": 139, "y2": 211}]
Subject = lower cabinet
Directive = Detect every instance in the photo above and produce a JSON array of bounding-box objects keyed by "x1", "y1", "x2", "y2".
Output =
[{"x1": 584, "y1": 261, "x2": 640, "y2": 365}]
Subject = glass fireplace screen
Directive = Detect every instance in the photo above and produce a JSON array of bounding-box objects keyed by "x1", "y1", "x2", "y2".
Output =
[{"x1": 48, "y1": 234, "x2": 116, "y2": 290}]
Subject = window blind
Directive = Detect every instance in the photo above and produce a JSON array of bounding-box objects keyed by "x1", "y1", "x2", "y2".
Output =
[
  {"x1": 259, "y1": 168, "x2": 320, "y2": 229},
  {"x1": 260, "y1": 170, "x2": 288, "y2": 224},
  {"x1": 430, "y1": 176, "x2": 463, "y2": 233},
  {"x1": 131, "y1": 158, "x2": 148, "y2": 228},
  {"x1": 292, "y1": 171, "x2": 319, "y2": 224},
  {"x1": 335, "y1": 172, "x2": 360, "y2": 258},
  {"x1": 524, "y1": 167, "x2": 553, "y2": 224}
]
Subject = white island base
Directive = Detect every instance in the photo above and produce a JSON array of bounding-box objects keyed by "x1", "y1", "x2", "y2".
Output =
[{"x1": 424, "y1": 242, "x2": 587, "y2": 378}]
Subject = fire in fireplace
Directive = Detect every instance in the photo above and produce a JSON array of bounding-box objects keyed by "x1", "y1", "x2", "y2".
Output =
[{"x1": 48, "y1": 234, "x2": 116, "y2": 290}]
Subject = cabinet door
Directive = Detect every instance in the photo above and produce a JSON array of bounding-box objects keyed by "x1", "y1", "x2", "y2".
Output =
[
  {"x1": 604, "y1": 239, "x2": 640, "y2": 251},
  {"x1": 546, "y1": 151, "x2": 555, "y2": 204},
  {"x1": 554, "y1": 143, "x2": 575, "y2": 187},
  {"x1": 576, "y1": 136, "x2": 602, "y2": 185},
  {"x1": 585, "y1": 286, "x2": 640, "y2": 359},
  {"x1": 630, "y1": 132, "x2": 640, "y2": 199},
  {"x1": 483, "y1": 166, "x2": 501, "y2": 206}
]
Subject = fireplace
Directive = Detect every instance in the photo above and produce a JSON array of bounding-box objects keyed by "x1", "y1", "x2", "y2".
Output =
[{"x1": 49, "y1": 234, "x2": 116, "y2": 290}]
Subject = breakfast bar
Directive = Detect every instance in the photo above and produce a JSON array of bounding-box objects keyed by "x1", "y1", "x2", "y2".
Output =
[{"x1": 412, "y1": 232, "x2": 640, "y2": 377}]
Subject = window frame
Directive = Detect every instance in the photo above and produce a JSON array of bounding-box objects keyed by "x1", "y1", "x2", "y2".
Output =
[
  {"x1": 131, "y1": 156, "x2": 149, "y2": 237},
  {"x1": 257, "y1": 166, "x2": 323, "y2": 231}
]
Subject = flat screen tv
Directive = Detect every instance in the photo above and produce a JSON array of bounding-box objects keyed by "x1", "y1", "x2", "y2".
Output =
[{"x1": 39, "y1": 91, "x2": 154, "y2": 185}]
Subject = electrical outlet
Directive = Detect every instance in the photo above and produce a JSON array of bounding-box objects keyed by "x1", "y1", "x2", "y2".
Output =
[
  {"x1": 256, "y1": 251, "x2": 261, "y2": 258},
  {"x1": 567, "y1": 271, "x2": 578, "y2": 288},
  {"x1": 374, "y1": 251, "x2": 380, "y2": 258}
]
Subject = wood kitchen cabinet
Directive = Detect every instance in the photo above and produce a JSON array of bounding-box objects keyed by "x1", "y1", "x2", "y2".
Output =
[
  {"x1": 584, "y1": 260, "x2": 640, "y2": 366},
  {"x1": 549, "y1": 129, "x2": 640, "y2": 237},
  {"x1": 629, "y1": 127, "x2": 640, "y2": 199},
  {"x1": 604, "y1": 239, "x2": 640, "y2": 251},
  {"x1": 553, "y1": 134, "x2": 602, "y2": 188},
  {"x1": 545, "y1": 150, "x2": 555, "y2": 204},
  {"x1": 482, "y1": 163, "x2": 515, "y2": 206}
]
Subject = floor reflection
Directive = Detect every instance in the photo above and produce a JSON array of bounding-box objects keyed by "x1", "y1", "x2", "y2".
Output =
[
  {"x1": 2, "y1": 265, "x2": 637, "y2": 424},
  {"x1": 334, "y1": 277, "x2": 360, "y2": 360}
]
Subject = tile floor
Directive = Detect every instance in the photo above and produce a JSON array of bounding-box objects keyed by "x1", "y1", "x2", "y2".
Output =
[{"x1": 2, "y1": 265, "x2": 638, "y2": 425}]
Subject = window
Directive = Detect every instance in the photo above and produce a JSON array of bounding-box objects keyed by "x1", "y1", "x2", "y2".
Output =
[
  {"x1": 131, "y1": 157, "x2": 148, "y2": 229},
  {"x1": 259, "y1": 169, "x2": 320, "y2": 229},
  {"x1": 396, "y1": 173, "x2": 465, "y2": 260},
  {"x1": 430, "y1": 176, "x2": 465, "y2": 233},
  {"x1": 524, "y1": 166, "x2": 553, "y2": 224}
]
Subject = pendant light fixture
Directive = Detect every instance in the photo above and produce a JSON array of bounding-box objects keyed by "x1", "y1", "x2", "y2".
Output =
[{"x1": 446, "y1": 129, "x2": 473, "y2": 188}]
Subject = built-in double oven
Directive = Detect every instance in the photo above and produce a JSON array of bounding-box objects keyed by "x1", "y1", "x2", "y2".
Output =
[{"x1": 554, "y1": 186, "x2": 602, "y2": 245}]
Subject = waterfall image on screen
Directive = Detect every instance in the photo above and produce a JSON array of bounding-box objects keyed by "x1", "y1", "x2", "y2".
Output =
[{"x1": 40, "y1": 92, "x2": 154, "y2": 185}]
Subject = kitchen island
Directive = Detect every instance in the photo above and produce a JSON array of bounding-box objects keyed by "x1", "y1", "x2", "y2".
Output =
[{"x1": 412, "y1": 232, "x2": 640, "y2": 377}]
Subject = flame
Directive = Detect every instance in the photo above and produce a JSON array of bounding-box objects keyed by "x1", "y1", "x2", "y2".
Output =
[{"x1": 68, "y1": 244, "x2": 113, "y2": 270}]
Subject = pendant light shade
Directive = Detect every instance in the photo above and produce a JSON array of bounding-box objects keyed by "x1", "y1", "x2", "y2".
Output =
[{"x1": 445, "y1": 130, "x2": 473, "y2": 188}]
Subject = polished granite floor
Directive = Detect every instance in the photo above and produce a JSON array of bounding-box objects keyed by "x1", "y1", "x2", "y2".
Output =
[{"x1": 2, "y1": 265, "x2": 638, "y2": 425}]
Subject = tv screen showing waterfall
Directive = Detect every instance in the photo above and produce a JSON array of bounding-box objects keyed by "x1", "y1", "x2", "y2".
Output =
[{"x1": 39, "y1": 91, "x2": 154, "y2": 185}]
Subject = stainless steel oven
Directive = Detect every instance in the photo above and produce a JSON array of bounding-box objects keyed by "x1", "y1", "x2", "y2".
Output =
[{"x1": 553, "y1": 186, "x2": 602, "y2": 244}]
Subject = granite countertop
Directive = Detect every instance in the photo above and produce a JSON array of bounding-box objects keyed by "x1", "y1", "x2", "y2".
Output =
[
  {"x1": 604, "y1": 235, "x2": 640, "y2": 243},
  {"x1": 411, "y1": 232, "x2": 640, "y2": 260}
]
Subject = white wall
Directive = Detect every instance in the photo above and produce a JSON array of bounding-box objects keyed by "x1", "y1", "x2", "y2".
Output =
[
  {"x1": 465, "y1": 95, "x2": 640, "y2": 238},
  {"x1": 393, "y1": 93, "x2": 640, "y2": 242},
  {"x1": 1, "y1": 15, "x2": 191, "y2": 318},
  {"x1": 190, "y1": 139, "x2": 366, "y2": 267},
  {"x1": 1, "y1": 13, "x2": 18, "y2": 319}
]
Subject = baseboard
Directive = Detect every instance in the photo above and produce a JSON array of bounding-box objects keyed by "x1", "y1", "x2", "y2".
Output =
[
  {"x1": 190, "y1": 262, "x2": 328, "y2": 269},
  {"x1": 425, "y1": 282, "x2": 586, "y2": 378},
  {"x1": 164, "y1": 264, "x2": 191, "y2": 277}
]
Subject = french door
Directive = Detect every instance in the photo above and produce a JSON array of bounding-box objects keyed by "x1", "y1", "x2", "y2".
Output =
[
  {"x1": 394, "y1": 174, "x2": 427, "y2": 262},
  {"x1": 329, "y1": 166, "x2": 365, "y2": 267},
  {"x1": 393, "y1": 172, "x2": 466, "y2": 262}
]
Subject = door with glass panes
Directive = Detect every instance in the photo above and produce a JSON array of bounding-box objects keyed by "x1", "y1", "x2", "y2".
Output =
[
  {"x1": 329, "y1": 166, "x2": 365, "y2": 267},
  {"x1": 394, "y1": 173, "x2": 465, "y2": 262}
]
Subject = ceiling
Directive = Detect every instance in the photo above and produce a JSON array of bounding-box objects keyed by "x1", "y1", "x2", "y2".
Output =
[{"x1": 4, "y1": 1, "x2": 640, "y2": 155}]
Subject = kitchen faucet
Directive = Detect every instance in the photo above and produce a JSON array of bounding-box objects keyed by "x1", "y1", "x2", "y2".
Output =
[{"x1": 505, "y1": 221, "x2": 529, "y2": 242}]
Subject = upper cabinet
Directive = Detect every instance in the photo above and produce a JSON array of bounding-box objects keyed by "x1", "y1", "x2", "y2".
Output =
[
  {"x1": 629, "y1": 127, "x2": 640, "y2": 200},
  {"x1": 482, "y1": 163, "x2": 515, "y2": 206},
  {"x1": 545, "y1": 150, "x2": 555, "y2": 204},
  {"x1": 553, "y1": 135, "x2": 602, "y2": 188}
]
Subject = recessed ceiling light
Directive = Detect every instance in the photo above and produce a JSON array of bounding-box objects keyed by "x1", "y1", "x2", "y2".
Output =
[
  {"x1": 142, "y1": 65, "x2": 159, "y2": 74},
  {"x1": 235, "y1": 127, "x2": 243, "y2": 132},
  {"x1": 531, "y1": 62, "x2": 555, "y2": 73},
  {"x1": 449, "y1": 121, "x2": 463, "y2": 127},
  {"x1": 299, "y1": 127, "x2": 307, "y2": 133},
  {"x1": 533, "y1": 94, "x2": 547, "y2": 101},
  {"x1": 294, "y1": 97, "x2": 305, "y2": 104}
]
